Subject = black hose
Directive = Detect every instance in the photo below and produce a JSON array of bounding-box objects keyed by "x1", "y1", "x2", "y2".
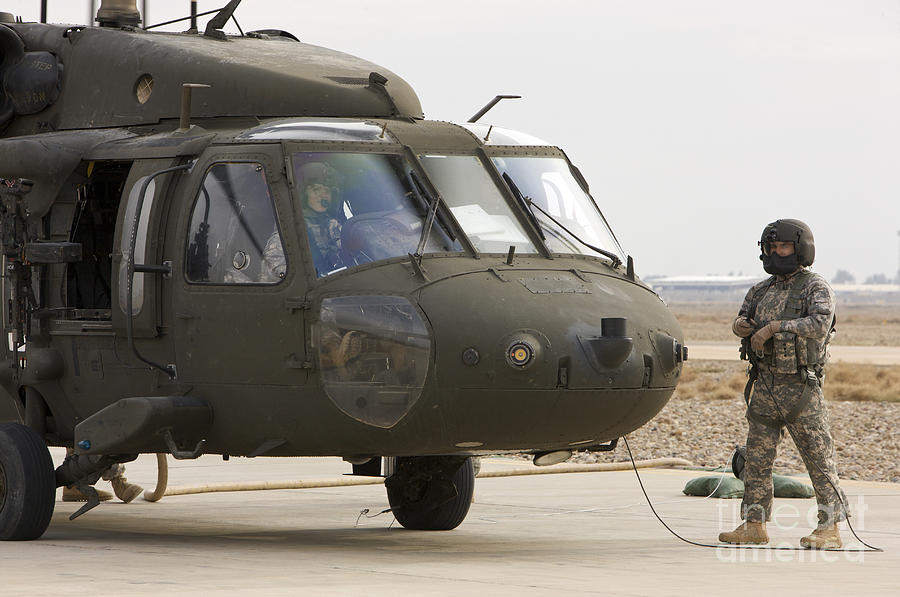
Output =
[{"x1": 623, "y1": 434, "x2": 882, "y2": 552}]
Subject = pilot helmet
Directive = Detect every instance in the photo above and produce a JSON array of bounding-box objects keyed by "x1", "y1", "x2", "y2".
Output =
[
  {"x1": 758, "y1": 219, "x2": 815, "y2": 275},
  {"x1": 297, "y1": 162, "x2": 339, "y2": 191}
]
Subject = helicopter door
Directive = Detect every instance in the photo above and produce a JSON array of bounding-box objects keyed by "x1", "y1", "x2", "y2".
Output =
[
  {"x1": 112, "y1": 158, "x2": 182, "y2": 339},
  {"x1": 168, "y1": 149, "x2": 304, "y2": 385}
]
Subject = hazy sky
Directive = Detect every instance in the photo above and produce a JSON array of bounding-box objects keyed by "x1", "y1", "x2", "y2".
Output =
[{"x1": 17, "y1": 0, "x2": 900, "y2": 281}]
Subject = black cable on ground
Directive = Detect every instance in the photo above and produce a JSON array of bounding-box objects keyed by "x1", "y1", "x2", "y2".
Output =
[
  {"x1": 622, "y1": 435, "x2": 882, "y2": 552},
  {"x1": 751, "y1": 368, "x2": 883, "y2": 552}
]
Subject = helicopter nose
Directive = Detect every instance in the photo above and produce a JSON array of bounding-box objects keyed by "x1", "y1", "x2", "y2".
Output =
[{"x1": 416, "y1": 268, "x2": 683, "y2": 393}]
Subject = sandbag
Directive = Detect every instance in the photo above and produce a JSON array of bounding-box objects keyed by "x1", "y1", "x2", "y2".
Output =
[
  {"x1": 682, "y1": 475, "x2": 744, "y2": 498},
  {"x1": 772, "y1": 474, "x2": 815, "y2": 498},
  {"x1": 683, "y1": 474, "x2": 815, "y2": 499}
]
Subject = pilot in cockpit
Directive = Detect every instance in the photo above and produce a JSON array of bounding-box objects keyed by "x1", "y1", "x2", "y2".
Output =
[{"x1": 297, "y1": 162, "x2": 345, "y2": 275}]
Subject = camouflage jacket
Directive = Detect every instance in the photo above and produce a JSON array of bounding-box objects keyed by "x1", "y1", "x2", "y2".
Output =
[
  {"x1": 738, "y1": 269, "x2": 835, "y2": 375},
  {"x1": 739, "y1": 269, "x2": 835, "y2": 340}
]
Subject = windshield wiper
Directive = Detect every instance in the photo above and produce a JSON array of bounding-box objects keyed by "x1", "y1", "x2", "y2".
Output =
[
  {"x1": 502, "y1": 172, "x2": 545, "y2": 241},
  {"x1": 407, "y1": 170, "x2": 459, "y2": 261},
  {"x1": 529, "y1": 199, "x2": 622, "y2": 268},
  {"x1": 503, "y1": 172, "x2": 622, "y2": 268}
]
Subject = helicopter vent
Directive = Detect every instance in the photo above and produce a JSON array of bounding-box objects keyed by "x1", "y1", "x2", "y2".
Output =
[
  {"x1": 247, "y1": 29, "x2": 299, "y2": 42},
  {"x1": 326, "y1": 76, "x2": 371, "y2": 86}
]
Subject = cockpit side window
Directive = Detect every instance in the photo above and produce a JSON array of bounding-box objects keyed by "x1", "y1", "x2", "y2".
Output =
[
  {"x1": 291, "y1": 152, "x2": 461, "y2": 278},
  {"x1": 184, "y1": 162, "x2": 286, "y2": 285},
  {"x1": 491, "y1": 156, "x2": 625, "y2": 262}
]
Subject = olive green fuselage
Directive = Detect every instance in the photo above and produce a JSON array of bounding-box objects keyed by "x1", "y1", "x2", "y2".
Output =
[
  {"x1": 18, "y1": 254, "x2": 679, "y2": 457},
  {"x1": 0, "y1": 21, "x2": 682, "y2": 461}
]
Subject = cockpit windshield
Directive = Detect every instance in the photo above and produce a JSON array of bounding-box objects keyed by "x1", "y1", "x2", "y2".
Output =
[
  {"x1": 291, "y1": 152, "x2": 461, "y2": 277},
  {"x1": 418, "y1": 155, "x2": 538, "y2": 255},
  {"x1": 291, "y1": 148, "x2": 622, "y2": 277},
  {"x1": 491, "y1": 156, "x2": 625, "y2": 262}
]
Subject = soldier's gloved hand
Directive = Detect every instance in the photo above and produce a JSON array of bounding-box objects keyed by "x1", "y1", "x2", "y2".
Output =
[
  {"x1": 750, "y1": 320, "x2": 782, "y2": 352},
  {"x1": 732, "y1": 316, "x2": 755, "y2": 338}
]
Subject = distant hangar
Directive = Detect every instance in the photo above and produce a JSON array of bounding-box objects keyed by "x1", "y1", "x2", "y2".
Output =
[{"x1": 647, "y1": 275, "x2": 899, "y2": 304}]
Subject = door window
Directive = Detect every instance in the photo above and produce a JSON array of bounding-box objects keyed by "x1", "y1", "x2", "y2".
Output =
[
  {"x1": 118, "y1": 177, "x2": 155, "y2": 315},
  {"x1": 185, "y1": 162, "x2": 286, "y2": 284}
]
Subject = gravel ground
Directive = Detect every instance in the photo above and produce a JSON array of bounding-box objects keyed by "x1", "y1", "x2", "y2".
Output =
[{"x1": 573, "y1": 395, "x2": 900, "y2": 484}]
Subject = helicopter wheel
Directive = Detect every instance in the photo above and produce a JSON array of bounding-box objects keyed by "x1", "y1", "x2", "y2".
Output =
[
  {"x1": 0, "y1": 423, "x2": 56, "y2": 541},
  {"x1": 384, "y1": 455, "x2": 474, "y2": 530}
]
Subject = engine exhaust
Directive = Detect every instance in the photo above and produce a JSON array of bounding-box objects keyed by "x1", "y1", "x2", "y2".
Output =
[{"x1": 96, "y1": 0, "x2": 141, "y2": 27}]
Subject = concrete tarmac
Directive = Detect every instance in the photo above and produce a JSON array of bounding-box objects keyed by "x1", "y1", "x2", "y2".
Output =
[{"x1": 1, "y1": 451, "x2": 897, "y2": 596}]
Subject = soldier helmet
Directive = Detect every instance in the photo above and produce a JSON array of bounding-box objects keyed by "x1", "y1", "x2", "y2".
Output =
[
  {"x1": 759, "y1": 219, "x2": 815, "y2": 266},
  {"x1": 297, "y1": 162, "x2": 338, "y2": 190}
]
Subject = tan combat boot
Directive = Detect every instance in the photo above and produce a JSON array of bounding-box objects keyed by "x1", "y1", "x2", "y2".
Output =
[
  {"x1": 110, "y1": 476, "x2": 144, "y2": 503},
  {"x1": 800, "y1": 524, "x2": 842, "y2": 549},
  {"x1": 62, "y1": 486, "x2": 113, "y2": 502},
  {"x1": 719, "y1": 521, "x2": 769, "y2": 544}
]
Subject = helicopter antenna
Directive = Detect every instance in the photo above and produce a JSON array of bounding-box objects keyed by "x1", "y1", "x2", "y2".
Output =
[
  {"x1": 467, "y1": 94, "x2": 521, "y2": 123},
  {"x1": 40, "y1": 0, "x2": 46, "y2": 23},
  {"x1": 205, "y1": 0, "x2": 243, "y2": 39},
  {"x1": 144, "y1": 5, "x2": 220, "y2": 31}
]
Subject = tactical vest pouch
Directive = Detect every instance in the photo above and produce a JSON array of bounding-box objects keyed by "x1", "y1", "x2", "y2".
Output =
[
  {"x1": 797, "y1": 337, "x2": 816, "y2": 367},
  {"x1": 773, "y1": 331, "x2": 798, "y2": 374}
]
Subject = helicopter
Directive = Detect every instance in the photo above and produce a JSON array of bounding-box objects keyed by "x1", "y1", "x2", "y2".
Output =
[{"x1": 0, "y1": 0, "x2": 686, "y2": 540}]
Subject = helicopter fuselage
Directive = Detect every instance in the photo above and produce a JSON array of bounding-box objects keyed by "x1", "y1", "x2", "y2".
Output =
[{"x1": 0, "y1": 15, "x2": 683, "y2": 463}]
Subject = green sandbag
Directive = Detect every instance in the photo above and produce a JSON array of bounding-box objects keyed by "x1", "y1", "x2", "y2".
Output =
[
  {"x1": 683, "y1": 476, "x2": 745, "y2": 498},
  {"x1": 683, "y1": 474, "x2": 815, "y2": 498},
  {"x1": 772, "y1": 474, "x2": 815, "y2": 498}
]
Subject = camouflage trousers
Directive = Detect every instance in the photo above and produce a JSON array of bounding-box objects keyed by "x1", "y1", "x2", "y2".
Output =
[{"x1": 742, "y1": 368, "x2": 848, "y2": 526}]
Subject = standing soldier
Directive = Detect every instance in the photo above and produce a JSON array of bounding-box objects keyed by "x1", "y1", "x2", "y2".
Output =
[{"x1": 721, "y1": 219, "x2": 847, "y2": 549}]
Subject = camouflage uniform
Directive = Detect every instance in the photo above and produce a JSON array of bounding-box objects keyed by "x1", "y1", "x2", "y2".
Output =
[
  {"x1": 304, "y1": 208, "x2": 343, "y2": 274},
  {"x1": 258, "y1": 230, "x2": 286, "y2": 283},
  {"x1": 222, "y1": 229, "x2": 286, "y2": 284},
  {"x1": 738, "y1": 268, "x2": 847, "y2": 526}
]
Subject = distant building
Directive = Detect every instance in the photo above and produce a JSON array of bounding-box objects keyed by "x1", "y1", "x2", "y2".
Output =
[
  {"x1": 831, "y1": 284, "x2": 900, "y2": 305},
  {"x1": 646, "y1": 275, "x2": 900, "y2": 304},
  {"x1": 645, "y1": 275, "x2": 765, "y2": 303}
]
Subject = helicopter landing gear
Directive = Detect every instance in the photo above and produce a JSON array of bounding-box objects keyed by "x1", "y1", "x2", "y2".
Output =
[
  {"x1": 384, "y1": 455, "x2": 474, "y2": 530},
  {"x1": 0, "y1": 423, "x2": 56, "y2": 541}
]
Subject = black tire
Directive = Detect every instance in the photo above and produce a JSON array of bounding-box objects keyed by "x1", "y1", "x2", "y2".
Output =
[
  {"x1": 0, "y1": 423, "x2": 56, "y2": 541},
  {"x1": 385, "y1": 456, "x2": 475, "y2": 531}
]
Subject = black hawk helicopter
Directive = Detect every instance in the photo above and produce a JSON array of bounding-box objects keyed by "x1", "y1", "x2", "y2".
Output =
[{"x1": 0, "y1": 0, "x2": 685, "y2": 540}]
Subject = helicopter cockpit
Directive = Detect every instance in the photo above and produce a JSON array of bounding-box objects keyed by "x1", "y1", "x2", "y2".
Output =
[
  {"x1": 236, "y1": 118, "x2": 626, "y2": 280},
  {"x1": 167, "y1": 116, "x2": 645, "y2": 430}
]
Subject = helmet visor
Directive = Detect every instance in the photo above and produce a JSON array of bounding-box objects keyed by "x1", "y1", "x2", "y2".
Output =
[{"x1": 759, "y1": 239, "x2": 795, "y2": 256}]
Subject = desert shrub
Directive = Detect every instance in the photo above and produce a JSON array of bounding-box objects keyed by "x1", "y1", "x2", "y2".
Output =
[
  {"x1": 825, "y1": 363, "x2": 900, "y2": 402},
  {"x1": 674, "y1": 360, "x2": 899, "y2": 403}
]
